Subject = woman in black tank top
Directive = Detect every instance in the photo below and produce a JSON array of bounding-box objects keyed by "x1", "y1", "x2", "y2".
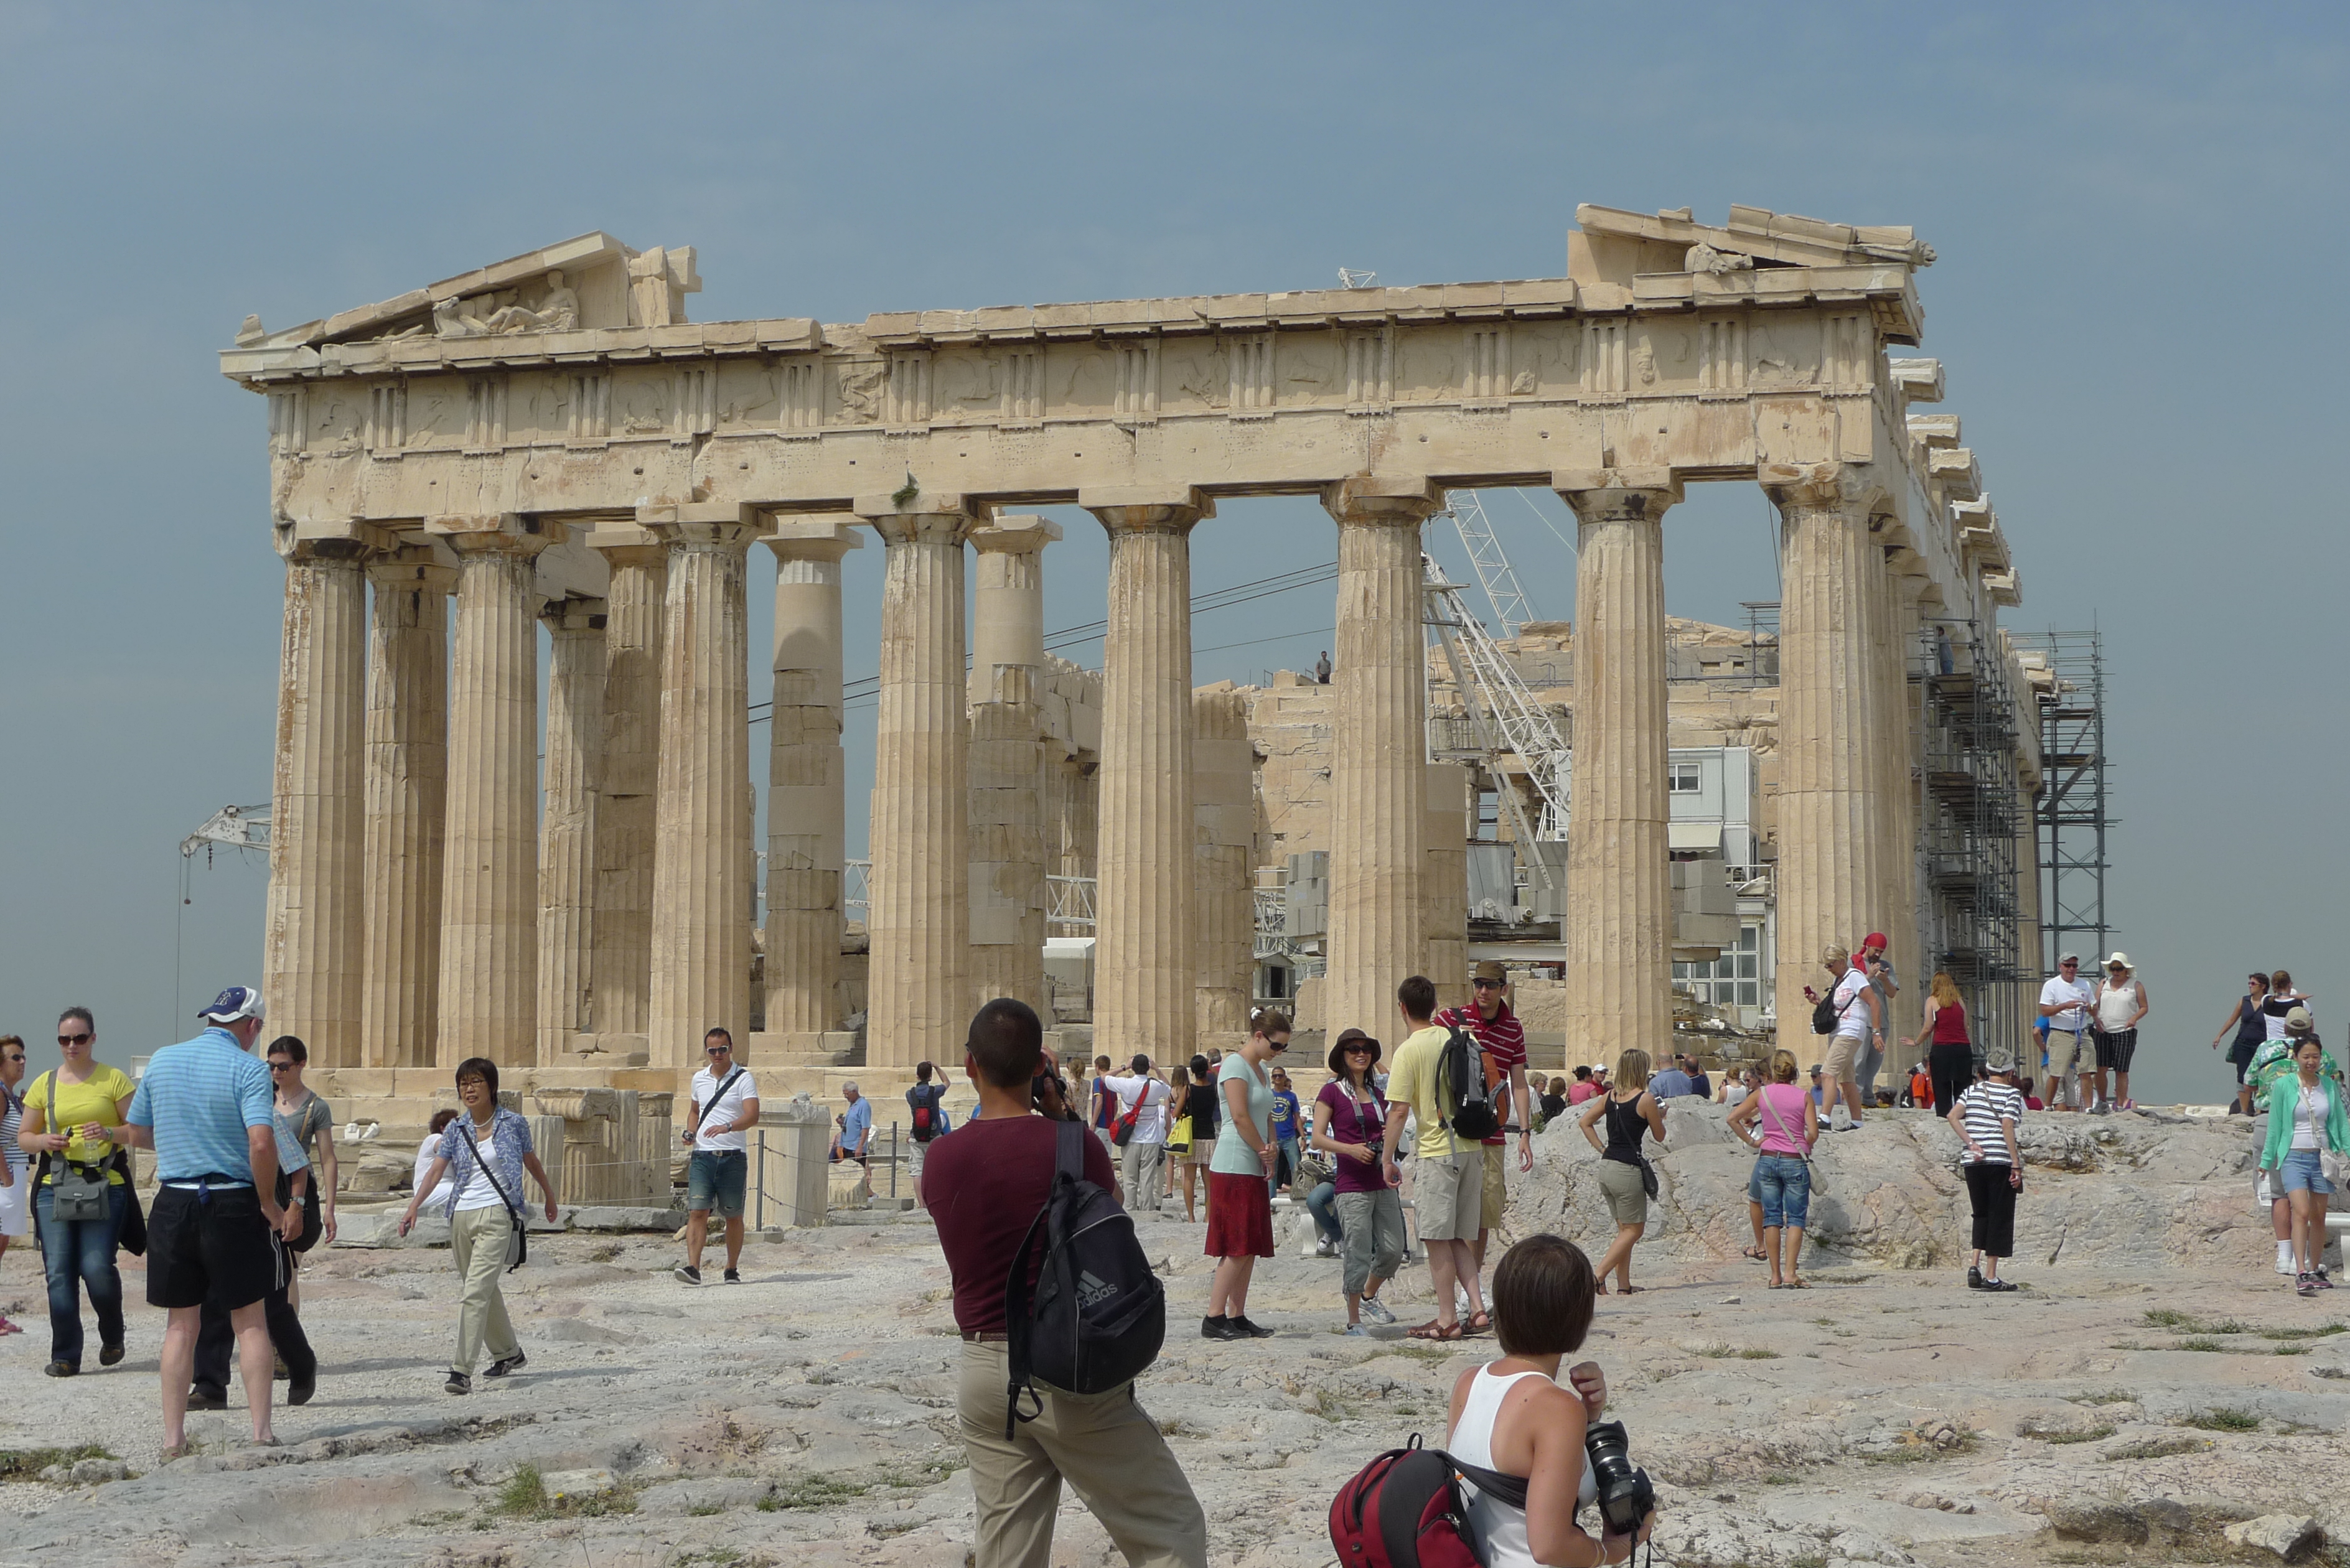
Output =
[
  {"x1": 1577, "y1": 1048, "x2": 1667, "y2": 1296},
  {"x1": 2216, "y1": 974, "x2": 2270, "y2": 1115}
]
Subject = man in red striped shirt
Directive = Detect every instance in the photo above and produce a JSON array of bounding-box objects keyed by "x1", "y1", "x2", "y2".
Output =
[{"x1": 1436, "y1": 961, "x2": 1534, "y2": 1288}]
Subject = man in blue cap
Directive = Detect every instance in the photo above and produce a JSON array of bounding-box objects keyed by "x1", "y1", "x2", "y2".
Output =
[{"x1": 112, "y1": 986, "x2": 298, "y2": 1457}]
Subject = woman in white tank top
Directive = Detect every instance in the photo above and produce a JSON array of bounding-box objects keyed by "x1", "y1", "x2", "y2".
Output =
[{"x1": 1443, "y1": 1236, "x2": 1654, "y2": 1567}]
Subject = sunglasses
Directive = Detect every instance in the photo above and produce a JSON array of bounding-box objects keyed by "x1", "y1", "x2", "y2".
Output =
[
  {"x1": 268, "y1": 1062, "x2": 294, "y2": 1072},
  {"x1": 1472, "y1": 979, "x2": 1504, "y2": 990},
  {"x1": 57, "y1": 1032, "x2": 91, "y2": 1046},
  {"x1": 1344, "y1": 1043, "x2": 1374, "y2": 1053},
  {"x1": 705, "y1": 1045, "x2": 731, "y2": 1055}
]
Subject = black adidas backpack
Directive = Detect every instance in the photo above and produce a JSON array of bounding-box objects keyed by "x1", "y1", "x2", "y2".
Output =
[
  {"x1": 1438, "y1": 1022, "x2": 1502, "y2": 1142},
  {"x1": 1003, "y1": 1118, "x2": 1167, "y2": 1435}
]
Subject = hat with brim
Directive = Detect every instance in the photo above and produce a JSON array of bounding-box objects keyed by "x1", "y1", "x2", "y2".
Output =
[
  {"x1": 2286, "y1": 1007, "x2": 2316, "y2": 1037},
  {"x1": 1329, "y1": 1029, "x2": 1382, "y2": 1075}
]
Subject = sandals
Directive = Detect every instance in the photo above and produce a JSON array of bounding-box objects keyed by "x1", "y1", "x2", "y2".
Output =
[
  {"x1": 1463, "y1": 1310, "x2": 1494, "y2": 1335},
  {"x1": 1617, "y1": 1284, "x2": 1645, "y2": 1295},
  {"x1": 1741, "y1": 1246, "x2": 1769, "y2": 1262},
  {"x1": 1408, "y1": 1319, "x2": 1465, "y2": 1342},
  {"x1": 1785, "y1": 1277, "x2": 1809, "y2": 1289}
]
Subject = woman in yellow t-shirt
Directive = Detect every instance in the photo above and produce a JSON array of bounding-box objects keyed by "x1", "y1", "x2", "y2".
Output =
[{"x1": 18, "y1": 1007, "x2": 136, "y2": 1377}]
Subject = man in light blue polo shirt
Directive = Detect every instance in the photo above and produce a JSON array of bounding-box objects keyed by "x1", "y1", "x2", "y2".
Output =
[
  {"x1": 836, "y1": 1081, "x2": 873, "y2": 1164},
  {"x1": 113, "y1": 986, "x2": 296, "y2": 1457}
]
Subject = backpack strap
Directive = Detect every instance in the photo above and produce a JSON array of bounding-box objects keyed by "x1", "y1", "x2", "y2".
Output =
[
  {"x1": 1002, "y1": 1119, "x2": 1089, "y2": 1439},
  {"x1": 1450, "y1": 1454, "x2": 1530, "y2": 1511}
]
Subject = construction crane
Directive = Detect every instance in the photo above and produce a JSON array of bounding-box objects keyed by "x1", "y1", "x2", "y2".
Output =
[
  {"x1": 181, "y1": 803, "x2": 271, "y2": 862},
  {"x1": 1439, "y1": 490, "x2": 1538, "y2": 639},
  {"x1": 1423, "y1": 556, "x2": 1571, "y2": 895}
]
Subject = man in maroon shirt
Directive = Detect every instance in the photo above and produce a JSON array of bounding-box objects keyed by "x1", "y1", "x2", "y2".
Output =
[
  {"x1": 920, "y1": 999, "x2": 1207, "y2": 1568},
  {"x1": 1435, "y1": 961, "x2": 1534, "y2": 1282}
]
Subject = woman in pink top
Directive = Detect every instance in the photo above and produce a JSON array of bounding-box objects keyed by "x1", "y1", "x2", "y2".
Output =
[{"x1": 1728, "y1": 1050, "x2": 1819, "y2": 1289}]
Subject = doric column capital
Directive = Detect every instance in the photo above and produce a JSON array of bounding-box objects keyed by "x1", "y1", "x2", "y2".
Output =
[
  {"x1": 765, "y1": 515, "x2": 864, "y2": 566},
  {"x1": 1082, "y1": 485, "x2": 1214, "y2": 535},
  {"x1": 583, "y1": 520, "x2": 668, "y2": 571},
  {"x1": 636, "y1": 500, "x2": 769, "y2": 551},
  {"x1": 1759, "y1": 461, "x2": 1883, "y2": 516},
  {"x1": 540, "y1": 595, "x2": 608, "y2": 633},
  {"x1": 365, "y1": 545, "x2": 457, "y2": 596},
  {"x1": 1553, "y1": 469, "x2": 1685, "y2": 522},
  {"x1": 1320, "y1": 475, "x2": 1443, "y2": 528},
  {"x1": 969, "y1": 514, "x2": 1064, "y2": 555},
  {"x1": 279, "y1": 518, "x2": 398, "y2": 562},
  {"x1": 856, "y1": 491, "x2": 981, "y2": 547},
  {"x1": 426, "y1": 513, "x2": 561, "y2": 558}
]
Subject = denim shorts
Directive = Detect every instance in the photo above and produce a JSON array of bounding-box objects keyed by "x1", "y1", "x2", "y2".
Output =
[
  {"x1": 1750, "y1": 1154, "x2": 1812, "y2": 1230},
  {"x1": 2278, "y1": 1149, "x2": 2333, "y2": 1197},
  {"x1": 688, "y1": 1149, "x2": 748, "y2": 1216}
]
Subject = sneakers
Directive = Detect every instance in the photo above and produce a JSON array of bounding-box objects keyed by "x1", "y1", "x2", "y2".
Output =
[
  {"x1": 674, "y1": 1264, "x2": 703, "y2": 1286},
  {"x1": 485, "y1": 1353, "x2": 527, "y2": 1378},
  {"x1": 445, "y1": 1370, "x2": 472, "y2": 1395},
  {"x1": 2298, "y1": 1272, "x2": 2318, "y2": 1298},
  {"x1": 2318, "y1": 1271, "x2": 2337, "y2": 1291},
  {"x1": 1228, "y1": 1315, "x2": 1276, "y2": 1339},
  {"x1": 42, "y1": 1361, "x2": 75, "y2": 1378},
  {"x1": 723, "y1": 1269, "x2": 742, "y2": 1284},
  {"x1": 1315, "y1": 1238, "x2": 1337, "y2": 1258},
  {"x1": 1982, "y1": 1277, "x2": 2018, "y2": 1292},
  {"x1": 1967, "y1": 1266, "x2": 1986, "y2": 1290},
  {"x1": 101, "y1": 1342, "x2": 126, "y2": 1367},
  {"x1": 1341, "y1": 1323, "x2": 1366, "y2": 1337},
  {"x1": 2278, "y1": 1244, "x2": 2298, "y2": 1277},
  {"x1": 1360, "y1": 1295, "x2": 1397, "y2": 1325},
  {"x1": 0, "y1": 1315, "x2": 21, "y2": 1335},
  {"x1": 1201, "y1": 1315, "x2": 1238, "y2": 1340}
]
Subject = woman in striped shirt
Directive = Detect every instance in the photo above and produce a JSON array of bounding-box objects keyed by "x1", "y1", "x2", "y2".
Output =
[{"x1": 1947, "y1": 1060, "x2": 2026, "y2": 1292}]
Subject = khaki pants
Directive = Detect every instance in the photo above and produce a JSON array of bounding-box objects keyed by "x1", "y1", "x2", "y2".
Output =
[
  {"x1": 955, "y1": 1338, "x2": 1206, "y2": 1568},
  {"x1": 1121, "y1": 1141, "x2": 1166, "y2": 1212},
  {"x1": 451, "y1": 1205, "x2": 522, "y2": 1375},
  {"x1": 1336, "y1": 1188, "x2": 1406, "y2": 1301}
]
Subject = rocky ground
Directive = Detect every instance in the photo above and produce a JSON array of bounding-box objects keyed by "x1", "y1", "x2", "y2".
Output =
[{"x1": 2, "y1": 1103, "x2": 2347, "y2": 1568}]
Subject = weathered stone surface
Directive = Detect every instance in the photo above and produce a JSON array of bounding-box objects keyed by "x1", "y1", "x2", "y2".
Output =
[{"x1": 2224, "y1": 1514, "x2": 2324, "y2": 1562}]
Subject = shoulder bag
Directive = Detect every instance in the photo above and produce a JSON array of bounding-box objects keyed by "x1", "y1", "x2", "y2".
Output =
[
  {"x1": 1756, "y1": 1087, "x2": 1819, "y2": 1192},
  {"x1": 39, "y1": 1072, "x2": 113, "y2": 1226},
  {"x1": 457, "y1": 1116, "x2": 529, "y2": 1272}
]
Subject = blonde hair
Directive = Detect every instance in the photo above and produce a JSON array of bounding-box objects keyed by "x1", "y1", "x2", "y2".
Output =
[
  {"x1": 1821, "y1": 944, "x2": 1849, "y2": 971},
  {"x1": 1613, "y1": 1048, "x2": 1651, "y2": 1091},
  {"x1": 1768, "y1": 1048, "x2": 1800, "y2": 1085},
  {"x1": 1930, "y1": 972, "x2": 1960, "y2": 1009}
]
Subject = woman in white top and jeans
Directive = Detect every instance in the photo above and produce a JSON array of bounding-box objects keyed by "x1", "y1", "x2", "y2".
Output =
[{"x1": 1446, "y1": 1235, "x2": 1655, "y2": 1567}]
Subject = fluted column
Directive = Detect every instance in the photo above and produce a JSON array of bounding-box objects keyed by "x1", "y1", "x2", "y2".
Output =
[
  {"x1": 1424, "y1": 762, "x2": 1472, "y2": 1017},
  {"x1": 361, "y1": 547, "x2": 452, "y2": 1069},
  {"x1": 1084, "y1": 487, "x2": 1212, "y2": 1066},
  {"x1": 1879, "y1": 577, "x2": 1922, "y2": 1044},
  {"x1": 264, "y1": 531, "x2": 372, "y2": 1068},
  {"x1": 968, "y1": 516, "x2": 1059, "y2": 1015},
  {"x1": 538, "y1": 596, "x2": 607, "y2": 1063},
  {"x1": 860, "y1": 494, "x2": 979, "y2": 1069},
  {"x1": 764, "y1": 518, "x2": 861, "y2": 1040},
  {"x1": 1322, "y1": 477, "x2": 1441, "y2": 1037},
  {"x1": 642, "y1": 502, "x2": 764, "y2": 1078},
  {"x1": 587, "y1": 530, "x2": 667, "y2": 1047},
  {"x1": 426, "y1": 515, "x2": 555, "y2": 1068},
  {"x1": 1193, "y1": 687, "x2": 1255, "y2": 1044},
  {"x1": 1765, "y1": 464, "x2": 1886, "y2": 1062},
  {"x1": 1557, "y1": 472, "x2": 1682, "y2": 1069}
]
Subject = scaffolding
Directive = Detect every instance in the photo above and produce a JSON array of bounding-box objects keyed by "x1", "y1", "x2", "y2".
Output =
[
  {"x1": 2029, "y1": 629, "x2": 2112, "y2": 974},
  {"x1": 1912, "y1": 618, "x2": 2029, "y2": 1066}
]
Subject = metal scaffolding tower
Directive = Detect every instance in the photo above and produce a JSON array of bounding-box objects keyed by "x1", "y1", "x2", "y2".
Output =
[
  {"x1": 1912, "y1": 622, "x2": 2028, "y2": 1065},
  {"x1": 2029, "y1": 629, "x2": 2112, "y2": 974}
]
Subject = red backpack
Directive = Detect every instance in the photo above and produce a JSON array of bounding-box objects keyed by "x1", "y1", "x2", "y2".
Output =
[{"x1": 1330, "y1": 1435, "x2": 1525, "y2": 1568}]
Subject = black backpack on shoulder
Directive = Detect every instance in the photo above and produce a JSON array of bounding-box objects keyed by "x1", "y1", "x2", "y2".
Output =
[
  {"x1": 1438, "y1": 1024, "x2": 1501, "y2": 1142},
  {"x1": 1003, "y1": 1119, "x2": 1166, "y2": 1437}
]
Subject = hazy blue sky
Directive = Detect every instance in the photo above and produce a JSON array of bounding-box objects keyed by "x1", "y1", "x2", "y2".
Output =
[{"x1": 1, "y1": 2, "x2": 2341, "y2": 1104}]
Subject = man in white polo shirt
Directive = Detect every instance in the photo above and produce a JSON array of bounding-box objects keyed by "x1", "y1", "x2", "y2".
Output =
[
  {"x1": 2038, "y1": 954, "x2": 2097, "y2": 1112},
  {"x1": 676, "y1": 1028, "x2": 758, "y2": 1286}
]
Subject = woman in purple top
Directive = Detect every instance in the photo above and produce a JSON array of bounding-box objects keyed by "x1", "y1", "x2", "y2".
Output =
[
  {"x1": 1310, "y1": 1028, "x2": 1405, "y2": 1334},
  {"x1": 1728, "y1": 1049, "x2": 1819, "y2": 1290}
]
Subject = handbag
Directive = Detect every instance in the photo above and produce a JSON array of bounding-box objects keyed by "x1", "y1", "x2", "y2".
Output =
[
  {"x1": 1165, "y1": 1113, "x2": 1194, "y2": 1158},
  {"x1": 37, "y1": 1075, "x2": 113, "y2": 1224},
  {"x1": 457, "y1": 1118, "x2": 529, "y2": 1272}
]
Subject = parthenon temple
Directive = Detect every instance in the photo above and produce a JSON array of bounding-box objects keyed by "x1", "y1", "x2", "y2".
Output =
[{"x1": 222, "y1": 203, "x2": 2042, "y2": 1130}]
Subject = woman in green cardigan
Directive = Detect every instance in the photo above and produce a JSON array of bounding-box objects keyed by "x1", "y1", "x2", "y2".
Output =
[{"x1": 2260, "y1": 1033, "x2": 2350, "y2": 1297}]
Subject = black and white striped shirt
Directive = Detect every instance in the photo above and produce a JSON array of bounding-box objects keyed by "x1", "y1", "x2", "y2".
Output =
[{"x1": 1956, "y1": 1081, "x2": 2025, "y2": 1165}]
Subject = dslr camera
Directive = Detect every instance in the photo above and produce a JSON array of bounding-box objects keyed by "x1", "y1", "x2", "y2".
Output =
[{"x1": 1583, "y1": 1419, "x2": 1655, "y2": 1538}]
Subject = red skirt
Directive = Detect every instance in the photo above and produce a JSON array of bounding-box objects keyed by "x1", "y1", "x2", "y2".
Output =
[{"x1": 1205, "y1": 1171, "x2": 1274, "y2": 1259}]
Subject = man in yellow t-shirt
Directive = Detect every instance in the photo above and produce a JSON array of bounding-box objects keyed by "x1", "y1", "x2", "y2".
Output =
[{"x1": 1379, "y1": 975, "x2": 1489, "y2": 1340}]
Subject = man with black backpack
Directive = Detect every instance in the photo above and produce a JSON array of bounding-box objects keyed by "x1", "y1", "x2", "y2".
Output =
[
  {"x1": 1382, "y1": 975, "x2": 1492, "y2": 1340},
  {"x1": 920, "y1": 999, "x2": 1206, "y2": 1568}
]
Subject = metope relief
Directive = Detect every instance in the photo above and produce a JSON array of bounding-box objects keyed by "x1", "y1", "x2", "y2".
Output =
[
  {"x1": 834, "y1": 360, "x2": 884, "y2": 426},
  {"x1": 616, "y1": 373, "x2": 674, "y2": 437},
  {"x1": 1166, "y1": 342, "x2": 1229, "y2": 411},
  {"x1": 932, "y1": 352, "x2": 1003, "y2": 424},
  {"x1": 1055, "y1": 348, "x2": 1117, "y2": 421},
  {"x1": 1278, "y1": 335, "x2": 1344, "y2": 409}
]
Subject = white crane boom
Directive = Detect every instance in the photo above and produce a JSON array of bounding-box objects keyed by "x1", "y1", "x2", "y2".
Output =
[
  {"x1": 1441, "y1": 490, "x2": 1537, "y2": 639},
  {"x1": 1423, "y1": 558, "x2": 1571, "y2": 890}
]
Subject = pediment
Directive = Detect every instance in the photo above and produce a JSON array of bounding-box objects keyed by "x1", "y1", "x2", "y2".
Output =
[
  {"x1": 1571, "y1": 203, "x2": 1935, "y2": 287},
  {"x1": 233, "y1": 233, "x2": 700, "y2": 350}
]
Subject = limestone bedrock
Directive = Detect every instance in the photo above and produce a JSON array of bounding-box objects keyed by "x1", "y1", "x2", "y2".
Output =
[{"x1": 1, "y1": 1107, "x2": 2343, "y2": 1567}]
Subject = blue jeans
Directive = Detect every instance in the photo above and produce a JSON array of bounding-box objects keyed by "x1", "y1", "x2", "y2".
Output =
[
  {"x1": 1751, "y1": 1154, "x2": 1812, "y2": 1230},
  {"x1": 36, "y1": 1183, "x2": 128, "y2": 1368},
  {"x1": 688, "y1": 1149, "x2": 748, "y2": 1217},
  {"x1": 1270, "y1": 1137, "x2": 1302, "y2": 1195},
  {"x1": 1304, "y1": 1180, "x2": 1343, "y2": 1245}
]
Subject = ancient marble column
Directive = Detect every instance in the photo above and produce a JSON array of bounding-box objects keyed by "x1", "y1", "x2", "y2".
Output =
[
  {"x1": 264, "y1": 531, "x2": 371, "y2": 1070},
  {"x1": 1321, "y1": 477, "x2": 1442, "y2": 1037},
  {"x1": 1084, "y1": 487, "x2": 1212, "y2": 1067},
  {"x1": 860, "y1": 495, "x2": 978, "y2": 1069},
  {"x1": 1193, "y1": 686, "x2": 1255, "y2": 1045},
  {"x1": 588, "y1": 529, "x2": 667, "y2": 1049},
  {"x1": 642, "y1": 502, "x2": 764, "y2": 1075},
  {"x1": 1424, "y1": 762, "x2": 1472, "y2": 1017},
  {"x1": 360, "y1": 547, "x2": 452, "y2": 1070},
  {"x1": 764, "y1": 519, "x2": 861, "y2": 1042},
  {"x1": 1764, "y1": 464, "x2": 1886, "y2": 1060},
  {"x1": 537, "y1": 596, "x2": 606, "y2": 1063},
  {"x1": 1557, "y1": 472, "x2": 1682, "y2": 1071},
  {"x1": 967, "y1": 516, "x2": 1058, "y2": 1015},
  {"x1": 426, "y1": 515, "x2": 555, "y2": 1067}
]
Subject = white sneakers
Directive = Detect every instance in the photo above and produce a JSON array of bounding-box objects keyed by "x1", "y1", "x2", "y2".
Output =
[{"x1": 2278, "y1": 1241, "x2": 2296, "y2": 1276}]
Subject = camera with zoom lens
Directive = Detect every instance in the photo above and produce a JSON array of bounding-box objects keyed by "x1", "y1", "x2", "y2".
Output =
[{"x1": 1583, "y1": 1419, "x2": 1655, "y2": 1537}]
